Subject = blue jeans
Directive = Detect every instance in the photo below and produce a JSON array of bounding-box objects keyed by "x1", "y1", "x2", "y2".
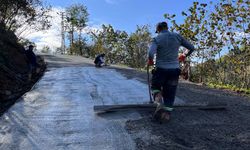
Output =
[{"x1": 151, "y1": 68, "x2": 181, "y2": 108}]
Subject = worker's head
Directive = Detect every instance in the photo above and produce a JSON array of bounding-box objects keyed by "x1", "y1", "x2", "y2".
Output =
[
  {"x1": 28, "y1": 45, "x2": 34, "y2": 50},
  {"x1": 155, "y1": 22, "x2": 168, "y2": 33},
  {"x1": 101, "y1": 53, "x2": 105, "y2": 57}
]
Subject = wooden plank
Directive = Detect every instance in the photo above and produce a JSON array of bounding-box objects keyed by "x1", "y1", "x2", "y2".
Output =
[{"x1": 93, "y1": 103, "x2": 227, "y2": 113}]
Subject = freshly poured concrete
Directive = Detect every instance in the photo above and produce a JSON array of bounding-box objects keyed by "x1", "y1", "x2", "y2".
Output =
[{"x1": 0, "y1": 67, "x2": 184, "y2": 149}]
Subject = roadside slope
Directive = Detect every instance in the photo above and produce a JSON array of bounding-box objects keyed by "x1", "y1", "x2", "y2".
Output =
[{"x1": 0, "y1": 27, "x2": 46, "y2": 115}]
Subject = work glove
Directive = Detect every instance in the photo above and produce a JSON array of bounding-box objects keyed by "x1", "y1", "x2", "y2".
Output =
[
  {"x1": 147, "y1": 58, "x2": 154, "y2": 66},
  {"x1": 151, "y1": 68, "x2": 156, "y2": 75},
  {"x1": 178, "y1": 54, "x2": 186, "y2": 62}
]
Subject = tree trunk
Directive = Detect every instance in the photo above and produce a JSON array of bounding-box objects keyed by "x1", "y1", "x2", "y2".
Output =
[
  {"x1": 200, "y1": 57, "x2": 204, "y2": 83},
  {"x1": 79, "y1": 28, "x2": 83, "y2": 56},
  {"x1": 70, "y1": 25, "x2": 74, "y2": 55}
]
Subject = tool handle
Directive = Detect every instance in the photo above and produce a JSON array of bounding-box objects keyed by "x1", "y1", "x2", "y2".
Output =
[{"x1": 147, "y1": 65, "x2": 153, "y2": 103}]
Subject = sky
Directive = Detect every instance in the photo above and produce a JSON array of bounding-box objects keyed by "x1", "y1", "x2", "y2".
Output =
[
  {"x1": 23, "y1": 0, "x2": 217, "y2": 51},
  {"x1": 45, "y1": 0, "x2": 213, "y2": 32}
]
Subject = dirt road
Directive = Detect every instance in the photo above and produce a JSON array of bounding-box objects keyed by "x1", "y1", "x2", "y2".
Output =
[{"x1": 122, "y1": 68, "x2": 250, "y2": 149}]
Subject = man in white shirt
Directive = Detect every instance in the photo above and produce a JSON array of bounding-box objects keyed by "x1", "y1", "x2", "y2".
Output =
[{"x1": 148, "y1": 22, "x2": 194, "y2": 122}]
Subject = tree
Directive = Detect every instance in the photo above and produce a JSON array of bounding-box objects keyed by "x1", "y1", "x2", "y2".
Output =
[
  {"x1": 18, "y1": 37, "x2": 35, "y2": 47},
  {"x1": 211, "y1": 0, "x2": 250, "y2": 88},
  {"x1": 90, "y1": 30, "x2": 105, "y2": 57},
  {"x1": 0, "y1": 0, "x2": 51, "y2": 33},
  {"x1": 65, "y1": 4, "x2": 88, "y2": 55},
  {"x1": 89, "y1": 24, "x2": 129, "y2": 64},
  {"x1": 89, "y1": 24, "x2": 151, "y2": 67},
  {"x1": 70, "y1": 39, "x2": 87, "y2": 56},
  {"x1": 164, "y1": 0, "x2": 250, "y2": 89},
  {"x1": 165, "y1": 2, "x2": 219, "y2": 82},
  {"x1": 125, "y1": 25, "x2": 151, "y2": 68},
  {"x1": 101, "y1": 24, "x2": 126, "y2": 64}
]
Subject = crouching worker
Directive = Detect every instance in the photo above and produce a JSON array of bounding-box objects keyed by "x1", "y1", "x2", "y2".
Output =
[
  {"x1": 94, "y1": 53, "x2": 105, "y2": 67},
  {"x1": 148, "y1": 22, "x2": 195, "y2": 123}
]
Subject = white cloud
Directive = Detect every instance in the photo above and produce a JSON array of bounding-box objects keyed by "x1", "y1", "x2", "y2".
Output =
[
  {"x1": 105, "y1": 0, "x2": 116, "y2": 4},
  {"x1": 104, "y1": 0, "x2": 126, "y2": 4},
  {"x1": 83, "y1": 24, "x2": 101, "y2": 34},
  {"x1": 18, "y1": 7, "x2": 64, "y2": 52},
  {"x1": 18, "y1": 7, "x2": 106, "y2": 52}
]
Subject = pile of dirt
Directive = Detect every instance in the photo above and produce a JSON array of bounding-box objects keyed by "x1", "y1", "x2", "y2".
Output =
[{"x1": 0, "y1": 26, "x2": 46, "y2": 115}]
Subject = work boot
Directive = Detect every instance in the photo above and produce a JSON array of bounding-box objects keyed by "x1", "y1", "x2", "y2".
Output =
[
  {"x1": 152, "y1": 104, "x2": 172, "y2": 123},
  {"x1": 152, "y1": 91, "x2": 163, "y2": 104}
]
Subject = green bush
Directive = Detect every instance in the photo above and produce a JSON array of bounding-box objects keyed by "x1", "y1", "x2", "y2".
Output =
[{"x1": 207, "y1": 82, "x2": 250, "y2": 95}]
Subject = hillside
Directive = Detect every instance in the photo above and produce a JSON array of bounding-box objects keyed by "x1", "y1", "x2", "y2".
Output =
[{"x1": 0, "y1": 26, "x2": 46, "y2": 114}]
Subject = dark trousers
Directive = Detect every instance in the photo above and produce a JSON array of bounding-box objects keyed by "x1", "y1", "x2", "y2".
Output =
[
  {"x1": 151, "y1": 68, "x2": 181, "y2": 108},
  {"x1": 95, "y1": 61, "x2": 103, "y2": 67}
]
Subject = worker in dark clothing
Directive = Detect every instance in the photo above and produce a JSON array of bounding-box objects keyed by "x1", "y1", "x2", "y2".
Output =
[
  {"x1": 94, "y1": 53, "x2": 105, "y2": 67},
  {"x1": 25, "y1": 45, "x2": 37, "y2": 72},
  {"x1": 148, "y1": 22, "x2": 195, "y2": 122}
]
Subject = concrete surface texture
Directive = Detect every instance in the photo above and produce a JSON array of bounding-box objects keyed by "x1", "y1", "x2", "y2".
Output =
[{"x1": 0, "y1": 60, "x2": 184, "y2": 150}]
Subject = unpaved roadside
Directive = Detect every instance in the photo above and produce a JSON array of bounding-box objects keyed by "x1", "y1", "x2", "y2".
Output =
[{"x1": 109, "y1": 66, "x2": 250, "y2": 150}]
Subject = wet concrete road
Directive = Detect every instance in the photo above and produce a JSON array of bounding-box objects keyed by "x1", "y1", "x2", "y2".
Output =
[{"x1": 0, "y1": 55, "x2": 184, "y2": 150}]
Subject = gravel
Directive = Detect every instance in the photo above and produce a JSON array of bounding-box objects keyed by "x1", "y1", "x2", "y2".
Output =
[{"x1": 111, "y1": 66, "x2": 250, "y2": 150}]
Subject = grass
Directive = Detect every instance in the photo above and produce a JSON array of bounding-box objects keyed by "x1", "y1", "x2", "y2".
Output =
[{"x1": 207, "y1": 82, "x2": 250, "y2": 96}]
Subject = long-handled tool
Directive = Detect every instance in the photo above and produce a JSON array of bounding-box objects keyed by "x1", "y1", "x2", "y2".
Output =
[
  {"x1": 93, "y1": 103, "x2": 227, "y2": 113},
  {"x1": 147, "y1": 64, "x2": 153, "y2": 103}
]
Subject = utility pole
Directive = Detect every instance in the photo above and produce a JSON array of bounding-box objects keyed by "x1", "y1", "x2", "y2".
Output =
[{"x1": 59, "y1": 12, "x2": 66, "y2": 54}]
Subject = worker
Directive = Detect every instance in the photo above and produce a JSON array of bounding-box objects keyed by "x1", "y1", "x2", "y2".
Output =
[
  {"x1": 25, "y1": 45, "x2": 39, "y2": 80},
  {"x1": 94, "y1": 53, "x2": 105, "y2": 67},
  {"x1": 148, "y1": 21, "x2": 195, "y2": 122},
  {"x1": 25, "y1": 45, "x2": 37, "y2": 72}
]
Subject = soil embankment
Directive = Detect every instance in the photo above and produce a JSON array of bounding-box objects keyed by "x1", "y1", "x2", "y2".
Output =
[{"x1": 0, "y1": 27, "x2": 46, "y2": 115}]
